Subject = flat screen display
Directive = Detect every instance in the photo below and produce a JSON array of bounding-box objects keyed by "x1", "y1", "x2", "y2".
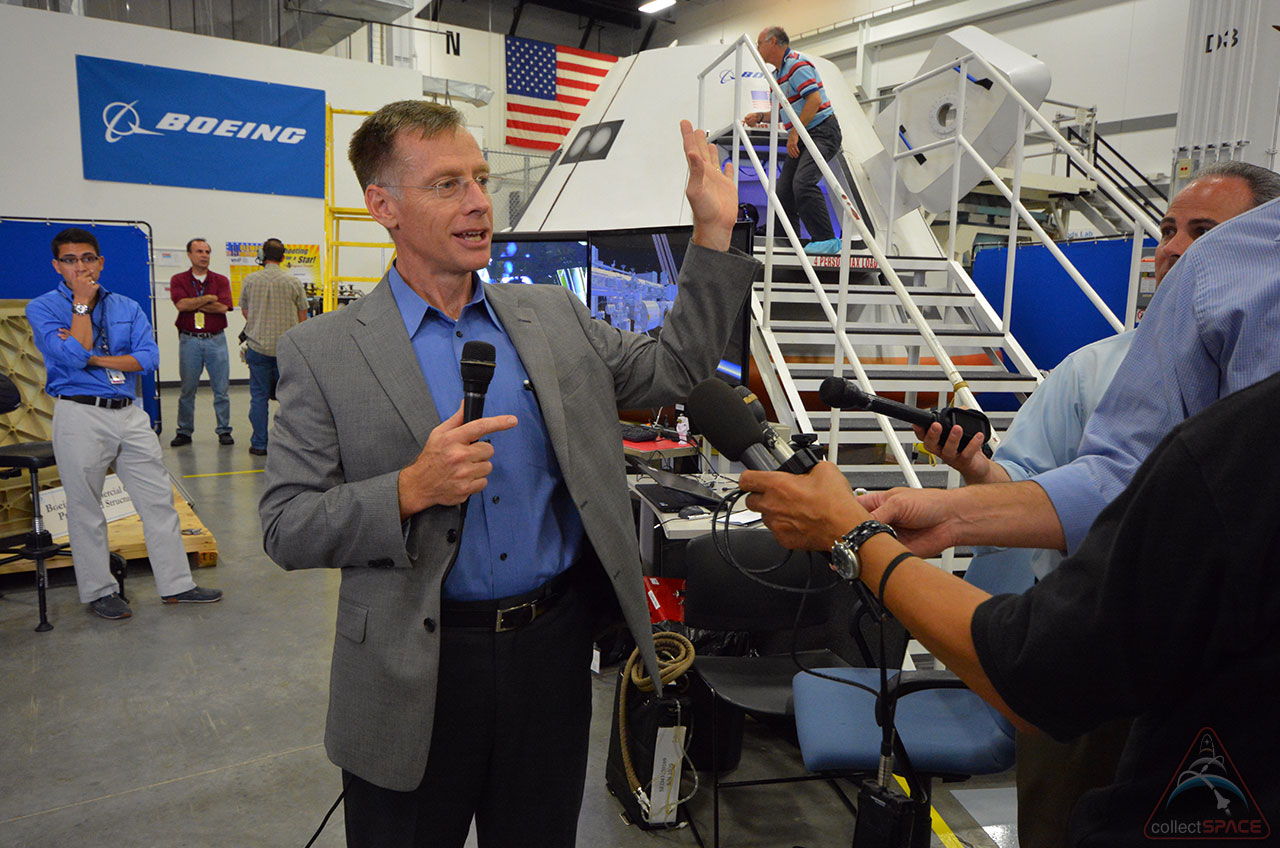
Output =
[
  {"x1": 481, "y1": 236, "x2": 589, "y2": 304},
  {"x1": 589, "y1": 223, "x2": 752, "y2": 383},
  {"x1": 486, "y1": 224, "x2": 753, "y2": 384}
]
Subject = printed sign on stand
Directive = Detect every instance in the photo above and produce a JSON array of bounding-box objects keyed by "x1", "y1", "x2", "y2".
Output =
[{"x1": 40, "y1": 474, "x2": 137, "y2": 541}]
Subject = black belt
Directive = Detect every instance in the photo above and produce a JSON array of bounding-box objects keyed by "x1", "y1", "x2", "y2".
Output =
[
  {"x1": 441, "y1": 565, "x2": 578, "y2": 632},
  {"x1": 59, "y1": 395, "x2": 132, "y2": 410},
  {"x1": 179, "y1": 330, "x2": 222, "y2": 338}
]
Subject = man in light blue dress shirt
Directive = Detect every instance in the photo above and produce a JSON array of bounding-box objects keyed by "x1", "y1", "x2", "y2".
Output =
[
  {"x1": 902, "y1": 161, "x2": 1280, "y2": 848},
  {"x1": 868, "y1": 163, "x2": 1280, "y2": 561}
]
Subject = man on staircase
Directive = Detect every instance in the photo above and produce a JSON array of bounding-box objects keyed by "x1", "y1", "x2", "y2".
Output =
[{"x1": 744, "y1": 26, "x2": 843, "y2": 256}]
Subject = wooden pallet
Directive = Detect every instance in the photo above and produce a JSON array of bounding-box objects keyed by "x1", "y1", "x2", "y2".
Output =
[{"x1": 0, "y1": 487, "x2": 218, "y2": 575}]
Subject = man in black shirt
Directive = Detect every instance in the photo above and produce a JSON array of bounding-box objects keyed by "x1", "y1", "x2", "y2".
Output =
[{"x1": 738, "y1": 371, "x2": 1280, "y2": 845}]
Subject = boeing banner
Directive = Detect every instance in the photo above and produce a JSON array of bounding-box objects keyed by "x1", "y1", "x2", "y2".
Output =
[{"x1": 76, "y1": 55, "x2": 324, "y2": 198}]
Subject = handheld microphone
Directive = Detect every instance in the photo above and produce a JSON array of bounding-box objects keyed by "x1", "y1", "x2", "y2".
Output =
[
  {"x1": 819, "y1": 376, "x2": 993, "y2": 457},
  {"x1": 687, "y1": 378, "x2": 821, "y2": 474},
  {"x1": 460, "y1": 341, "x2": 497, "y2": 423}
]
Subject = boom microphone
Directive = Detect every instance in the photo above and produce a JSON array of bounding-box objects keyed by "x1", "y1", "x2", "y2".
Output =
[
  {"x1": 686, "y1": 378, "x2": 820, "y2": 474},
  {"x1": 460, "y1": 341, "x2": 497, "y2": 423},
  {"x1": 819, "y1": 376, "x2": 992, "y2": 456}
]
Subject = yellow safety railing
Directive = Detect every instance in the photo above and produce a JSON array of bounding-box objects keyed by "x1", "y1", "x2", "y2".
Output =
[{"x1": 323, "y1": 105, "x2": 394, "y2": 313}]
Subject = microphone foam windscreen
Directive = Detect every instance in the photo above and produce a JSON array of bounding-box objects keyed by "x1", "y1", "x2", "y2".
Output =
[
  {"x1": 819, "y1": 376, "x2": 871, "y2": 410},
  {"x1": 460, "y1": 340, "x2": 497, "y2": 385},
  {"x1": 687, "y1": 378, "x2": 765, "y2": 462}
]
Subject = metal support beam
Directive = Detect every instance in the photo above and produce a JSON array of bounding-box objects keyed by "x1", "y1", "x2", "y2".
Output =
[
  {"x1": 509, "y1": 0, "x2": 524, "y2": 37},
  {"x1": 579, "y1": 18, "x2": 596, "y2": 50}
]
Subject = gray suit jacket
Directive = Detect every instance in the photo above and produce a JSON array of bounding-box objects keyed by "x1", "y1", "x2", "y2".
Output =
[{"x1": 259, "y1": 243, "x2": 758, "y2": 790}]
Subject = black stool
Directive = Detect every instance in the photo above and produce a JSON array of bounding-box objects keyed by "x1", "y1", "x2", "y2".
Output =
[{"x1": 0, "y1": 442, "x2": 128, "y2": 631}]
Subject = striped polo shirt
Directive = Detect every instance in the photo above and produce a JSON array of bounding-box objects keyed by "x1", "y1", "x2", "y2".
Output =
[{"x1": 774, "y1": 49, "x2": 833, "y2": 131}]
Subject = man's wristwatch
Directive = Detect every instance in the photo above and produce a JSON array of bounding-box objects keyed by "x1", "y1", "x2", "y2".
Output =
[
  {"x1": 830, "y1": 520, "x2": 898, "y2": 580},
  {"x1": 72, "y1": 302, "x2": 91, "y2": 315}
]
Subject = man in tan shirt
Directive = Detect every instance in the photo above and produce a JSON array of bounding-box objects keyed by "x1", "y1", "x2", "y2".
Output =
[{"x1": 239, "y1": 238, "x2": 308, "y2": 455}]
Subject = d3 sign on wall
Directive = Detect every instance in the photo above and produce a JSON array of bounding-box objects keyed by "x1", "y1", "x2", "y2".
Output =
[{"x1": 76, "y1": 55, "x2": 324, "y2": 198}]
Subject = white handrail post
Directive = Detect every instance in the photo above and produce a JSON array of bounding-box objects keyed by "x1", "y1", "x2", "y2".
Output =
[
  {"x1": 764, "y1": 80, "x2": 780, "y2": 325},
  {"x1": 886, "y1": 92, "x2": 903, "y2": 255},
  {"x1": 946, "y1": 60, "x2": 969, "y2": 261},
  {"x1": 732, "y1": 43, "x2": 743, "y2": 196},
  {"x1": 1002, "y1": 112, "x2": 1026, "y2": 334},
  {"x1": 1125, "y1": 218, "x2": 1144, "y2": 329}
]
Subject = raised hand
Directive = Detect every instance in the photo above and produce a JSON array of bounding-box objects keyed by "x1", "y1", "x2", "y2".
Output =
[{"x1": 681, "y1": 119, "x2": 737, "y2": 252}]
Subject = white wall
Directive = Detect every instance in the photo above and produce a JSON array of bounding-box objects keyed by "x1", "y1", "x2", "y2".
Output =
[{"x1": 0, "y1": 4, "x2": 423, "y2": 382}]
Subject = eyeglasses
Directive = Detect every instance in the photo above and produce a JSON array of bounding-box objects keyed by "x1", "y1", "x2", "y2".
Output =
[
  {"x1": 380, "y1": 175, "x2": 504, "y2": 201},
  {"x1": 56, "y1": 254, "x2": 101, "y2": 265}
]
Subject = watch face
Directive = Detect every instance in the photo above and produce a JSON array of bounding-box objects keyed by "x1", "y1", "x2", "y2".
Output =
[{"x1": 831, "y1": 544, "x2": 858, "y2": 580}]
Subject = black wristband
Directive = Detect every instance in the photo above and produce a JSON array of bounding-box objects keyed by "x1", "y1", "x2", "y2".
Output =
[{"x1": 877, "y1": 551, "x2": 915, "y2": 606}]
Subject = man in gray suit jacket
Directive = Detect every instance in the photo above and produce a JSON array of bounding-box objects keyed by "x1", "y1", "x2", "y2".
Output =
[{"x1": 259, "y1": 100, "x2": 758, "y2": 848}]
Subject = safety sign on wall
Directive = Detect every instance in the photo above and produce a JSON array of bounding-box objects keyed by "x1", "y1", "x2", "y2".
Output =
[{"x1": 75, "y1": 55, "x2": 324, "y2": 198}]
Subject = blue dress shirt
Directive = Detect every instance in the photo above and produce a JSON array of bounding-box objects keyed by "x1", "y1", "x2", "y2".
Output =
[
  {"x1": 388, "y1": 266, "x2": 583, "y2": 601},
  {"x1": 26, "y1": 283, "x2": 159, "y2": 399},
  {"x1": 975, "y1": 331, "x2": 1133, "y2": 582},
  {"x1": 1034, "y1": 196, "x2": 1280, "y2": 552}
]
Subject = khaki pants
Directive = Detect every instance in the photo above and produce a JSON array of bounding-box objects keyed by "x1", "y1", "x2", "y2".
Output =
[
  {"x1": 53, "y1": 399, "x2": 195, "y2": 603},
  {"x1": 1015, "y1": 718, "x2": 1133, "y2": 848}
]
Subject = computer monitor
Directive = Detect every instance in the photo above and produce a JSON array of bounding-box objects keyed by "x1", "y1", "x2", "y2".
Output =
[
  {"x1": 482, "y1": 234, "x2": 590, "y2": 304},
  {"x1": 589, "y1": 223, "x2": 752, "y2": 383}
]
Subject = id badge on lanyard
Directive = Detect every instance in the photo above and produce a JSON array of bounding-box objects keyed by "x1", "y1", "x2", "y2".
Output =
[
  {"x1": 94, "y1": 312, "x2": 125, "y2": 384},
  {"x1": 194, "y1": 277, "x2": 206, "y2": 329}
]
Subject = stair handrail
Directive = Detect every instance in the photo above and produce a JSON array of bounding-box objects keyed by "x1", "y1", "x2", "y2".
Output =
[
  {"x1": 696, "y1": 36, "x2": 988, "y2": 419},
  {"x1": 883, "y1": 51, "x2": 1161, "y2": 334}
]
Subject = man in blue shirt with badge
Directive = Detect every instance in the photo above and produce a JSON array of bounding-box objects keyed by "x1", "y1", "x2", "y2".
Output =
[
  {"x1": 744, "y1": 26, "x2": 844, "y2": 255},
  {"x1": 26, "y1": 228, "x2": 223, "y2": 620}
]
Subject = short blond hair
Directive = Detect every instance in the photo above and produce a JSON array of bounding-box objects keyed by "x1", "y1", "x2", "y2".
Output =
[{"x1": 348, "y1": 100, "x2": 465, "y2": 190}]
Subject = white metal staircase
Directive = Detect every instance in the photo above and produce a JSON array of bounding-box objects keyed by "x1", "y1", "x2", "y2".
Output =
[{"x1": 697, "y1": 35, "x2": 1160, "y2": 493}]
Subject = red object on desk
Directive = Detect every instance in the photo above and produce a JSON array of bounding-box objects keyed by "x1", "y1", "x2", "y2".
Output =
[
  {"x1": 624, "y1": 436, "x2": 697, "y2": 451},
  {"x1": 645, "y1": 577, "x2": 685, "y2": 623}
]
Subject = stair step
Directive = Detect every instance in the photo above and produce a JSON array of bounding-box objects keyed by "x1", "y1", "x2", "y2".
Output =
[
  {"x1": 830, "y1": 466, "x2": 954, "y2": 489},
  {"x1": 769, "y1": 326, "x2": 1005, "y2": 346},
  {"x1": 754, "y1": 285, "x2": 978, "y2": 307},
  {"x1": 790, "y1": 374, "x2": 1039, "y2": 393}
]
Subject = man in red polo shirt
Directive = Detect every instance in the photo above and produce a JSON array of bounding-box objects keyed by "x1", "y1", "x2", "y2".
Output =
[{"x1": 169, "y1": 238, "x2": 233, "y2": 447}]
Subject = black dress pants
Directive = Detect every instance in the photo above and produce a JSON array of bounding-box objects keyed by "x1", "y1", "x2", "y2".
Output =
[
  {"x1": 775, "y1": 114, "x2": 843, "y2": 242},
  {"x1": 343, "y1": 579, "x2": 596, "y2": 848}
]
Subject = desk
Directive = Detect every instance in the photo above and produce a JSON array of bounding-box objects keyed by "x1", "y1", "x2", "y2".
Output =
[
  {"x1": 630, "y1": 473, "x2": 759, "y2": 575},
  {"x1": 622, "y1": 435, "x2": 701, "y2": 462}
]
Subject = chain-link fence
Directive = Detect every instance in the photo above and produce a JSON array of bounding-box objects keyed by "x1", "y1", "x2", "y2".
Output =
[{"x1": 484, "y1": 149, "x2": 554, "y2": 231}]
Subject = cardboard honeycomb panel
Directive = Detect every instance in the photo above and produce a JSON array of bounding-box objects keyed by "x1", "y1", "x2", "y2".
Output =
[{"x1": 0, "y1": 300, "x2": 58, "y2": 537}]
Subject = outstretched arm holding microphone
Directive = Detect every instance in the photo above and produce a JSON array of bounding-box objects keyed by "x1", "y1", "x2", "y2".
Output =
[{"x1": 738, "y1": 369, "x2": 1280, "y2": 844}]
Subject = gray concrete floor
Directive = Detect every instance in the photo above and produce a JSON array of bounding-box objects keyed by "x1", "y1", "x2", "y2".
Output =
[{"x1": 0, "y1": 385, "x2": 1017, "y2": 848}]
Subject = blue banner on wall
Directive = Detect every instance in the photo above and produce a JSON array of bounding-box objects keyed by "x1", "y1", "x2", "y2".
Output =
[{"x1": 76, "y1": 55, "x2": 324, "y2": 198}]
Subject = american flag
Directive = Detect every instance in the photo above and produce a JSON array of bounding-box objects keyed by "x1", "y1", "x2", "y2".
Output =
[{"x1": 504, "y1": 36, "x2": 618, "y2": 152}]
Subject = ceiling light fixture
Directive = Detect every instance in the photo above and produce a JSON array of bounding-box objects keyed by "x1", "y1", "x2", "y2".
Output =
[{"x1": 639, "y1": 0, "x2": 677, "y2": 13}]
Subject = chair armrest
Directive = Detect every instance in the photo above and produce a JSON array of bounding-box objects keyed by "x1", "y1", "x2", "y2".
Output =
[{"x1": 885, "y1": 669, "x2": 966, "y2": 700}]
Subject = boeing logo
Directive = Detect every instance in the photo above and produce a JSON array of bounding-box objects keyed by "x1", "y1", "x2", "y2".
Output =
[
  {"x1": 719, "y1": 69, "x2": 767, "y2": 84},
  {"x1": 100, "y1": 101, "x2": 307, "y2": 145},
  {"x1": 102, "y1": 102, "x2": 162, "y2": 143}
]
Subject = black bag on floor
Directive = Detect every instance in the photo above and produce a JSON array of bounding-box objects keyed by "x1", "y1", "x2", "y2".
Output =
[{"x1": 604, "y1": 668, "x2": 691, "y2": 829}]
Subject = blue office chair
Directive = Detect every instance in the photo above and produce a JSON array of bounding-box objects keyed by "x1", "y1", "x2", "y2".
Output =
[{"x1": 791, "y1": 553, "x2": 1027, "y2": 846}]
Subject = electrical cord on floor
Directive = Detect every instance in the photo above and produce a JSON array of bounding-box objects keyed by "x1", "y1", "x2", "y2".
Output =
[{"x1": 304, "y1": 777, "x2": 346, "y2": 848}]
